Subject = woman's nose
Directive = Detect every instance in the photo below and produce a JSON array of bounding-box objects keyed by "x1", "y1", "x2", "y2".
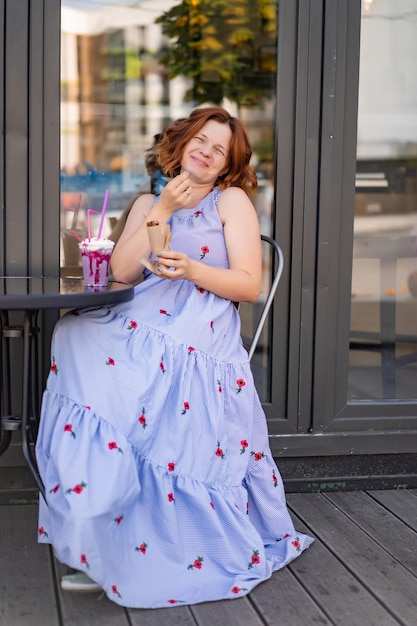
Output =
[{"x1": 200, "y1": 144, "x2": 211, "y2": 157}]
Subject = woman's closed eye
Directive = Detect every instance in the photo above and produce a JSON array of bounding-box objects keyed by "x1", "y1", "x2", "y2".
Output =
[{"x1": 194, "y1": 135, "x2": 226, "y2": 158}]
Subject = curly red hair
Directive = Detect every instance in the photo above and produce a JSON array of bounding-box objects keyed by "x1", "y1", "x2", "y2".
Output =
[{"x1": 158, "y1": 107, "x2": 258, "y2": 195}]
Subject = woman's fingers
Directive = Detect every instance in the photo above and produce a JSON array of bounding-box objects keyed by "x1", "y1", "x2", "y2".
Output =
[
  {"x1": 168, "y1": 172, "x2": 191, "y2": 196},
  {"x1": 156, "y1": 251, "x2": 188, "y2": 279}
]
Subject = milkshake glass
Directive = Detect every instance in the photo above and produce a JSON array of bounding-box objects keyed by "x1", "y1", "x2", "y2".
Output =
[{"x1": 79, "y1": 237, "x2": 115, "y2": 287}]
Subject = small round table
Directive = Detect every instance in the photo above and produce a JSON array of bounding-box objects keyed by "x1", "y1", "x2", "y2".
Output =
[{"x1": 0, "y1": 276, "x2": 134, "y2": 497}]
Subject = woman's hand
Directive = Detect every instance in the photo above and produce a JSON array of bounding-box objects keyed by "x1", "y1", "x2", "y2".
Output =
[
  {"x1": 155, "y1": 250, "x2": 194, "y2": 281},
  {"x1": 155, "y1": 171, "x2": 191, "y2": 215}
]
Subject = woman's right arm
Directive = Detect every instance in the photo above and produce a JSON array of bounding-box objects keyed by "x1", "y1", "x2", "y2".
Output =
[
  {"x1": 111, "y1": 172, "x2": 191, "y2": 283},
  {"x1": 110, "y1": 193, "x2": 155, "y2": 283}
]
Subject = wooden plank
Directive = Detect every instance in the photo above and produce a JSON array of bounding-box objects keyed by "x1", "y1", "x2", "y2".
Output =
[
  {"x1": 288, "y1": 509, "x2": 399, "y2": 626},
  {"x1": 127, "y1": 604, "x2": 196, "y2": 626},
  {"x1": 326, "y1": 491, "x2": 417, "y2": 576},
  {"x1": 0, "y1": 504, "x2": 58, "y2": 625},
  {"x1": 55, "y1": 560, "x2": 130, "y2": 625},
  {"x1": 369, "y1": 489, "x2": 417, "y2": 530},
  {"x1": 189, "y1": 598, "x2": 265, "y2": 626},
  {"x1": 250, "y1": 565, "x2": 333, "y2": 625},
  {"x1": 288, "y1": 493, "x2": 417, "y2": 625}
]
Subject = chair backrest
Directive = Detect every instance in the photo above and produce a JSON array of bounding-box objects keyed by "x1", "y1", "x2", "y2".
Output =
[{"x1": 247, "y1": 235, "x2": 284, "y2": 362}]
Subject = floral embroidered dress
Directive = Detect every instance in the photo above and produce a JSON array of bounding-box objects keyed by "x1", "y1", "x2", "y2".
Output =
[{"x1": 36, "y1": 187, "x2": 313, "y2": 609}]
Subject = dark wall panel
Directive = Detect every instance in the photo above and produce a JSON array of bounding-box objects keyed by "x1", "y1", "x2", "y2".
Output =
[
  {"x1": 4, "y1": 1, "x2": 29, "y2": 275},
  {"x1": 0, "y1": 0, "x2": 4, "y2": 272},
  {"x1": 1, "y1": 0, "x2": 60, "y2": 452},
  {"x1": 2, "y1": 0, "x2": 60, "y2": 275}
]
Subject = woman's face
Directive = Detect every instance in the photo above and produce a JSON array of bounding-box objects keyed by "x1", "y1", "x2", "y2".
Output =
[{"x1": 181, "y1": 119, "x2": 232, "y2": 185}]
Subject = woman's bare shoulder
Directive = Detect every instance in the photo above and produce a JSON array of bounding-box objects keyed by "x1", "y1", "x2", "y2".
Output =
[
  {"x1": 218, "y1": 186, "x2": 256, "y2": 220},
  {"x1": 130, "y1": 193, "x2": 156, "y2": 214}
]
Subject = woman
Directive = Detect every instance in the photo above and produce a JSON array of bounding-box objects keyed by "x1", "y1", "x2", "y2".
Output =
[{"x1": 36, "y1": 107, "x2": 313, "y2": 608}]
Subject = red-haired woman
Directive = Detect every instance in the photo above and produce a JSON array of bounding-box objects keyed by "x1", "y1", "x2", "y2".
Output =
[{"x1": 36, "y1": 107, "x2": 313, "y2": 607}]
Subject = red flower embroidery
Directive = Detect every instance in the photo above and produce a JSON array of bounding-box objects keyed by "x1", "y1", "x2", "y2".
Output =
[
  {"x1": 114, "y1": 515, "x2": 124, "y2": 525},
  {"x1": 49, "y1": 484, "x2": 60, "y2": 494},
  {"x1": 166, "y1": 599, "x2": 186, "y2": 605},
  {"x1": 231, "y1": 586, "x2": 248, "y2": 594},
  {"x1": 236, "y1": 378, "x2": 246, "y2": 393},
  {"x1": 80, "y1": 553, "x2": 89, "y2": 567},
  {"x1": 112, "y1": 584, "x2": 122, "y2": 598},
  {"x1": 127, "y1": 320, "x2": 137, "y2": 330},
  {"x1": 188, "y1": 556, "x2": 204, "y2": 570},
  {"x1": 160, "y1": 358, "x2": 166, "y2": 373},
  {"x1": 50, "y1": 357, "x2": 58, "y2": 374},
  {"x1": 200, "y1": 245, "x2": 210, "y2": 260},
  {"x1": 108, "y1": 441, "x2": 123, "y2": 453},
  {"x1": 106, "y1": 357, "x2": 115, "y2": 366},
  {"x1": 135, "y1": 542, "x2": 147, "y2": 554},
  {"x1": 188, "y1": 346, "x2": 195, "y2": 354},
  {"x1": 66, "y1": 481, "x2": 87, "y2": 495},
  {"x1": 240, "y1": 439, "x2": 249, "y2": 454},
  {"x1": 168, "y1": 462, "x2": 175, "y2": 472},
  {"x1": 217, "y1": 379, "x2": 222, "y2": 393},
  {"x1": 251, "y1": 451, "x2": 266, "y2": 461},
  {"x1": 38, "y1": 526, "x2": 48, "y2": 538},
  {"x1": 138, "y1": 408, "x2": 147, "y2": 428},
  {"x1": 215, "y1": 442, "x2": 225, "y2": 458},
  {"x1": 272, "y1": 471, "x2": 278, "y2": 487},
  {"x1": 292, "y1": 538, "x2": 301, "y2": 552},
  {"x1": 196, "y1": 286, "x2": 206, "y2": 294},
  {"x1": 248, "y1": 550, "x2": 261, "y2": 569},
  {"x1": 64, "y1": 424, "x2": 76, "y2": 439},
  {"x1": 194, "y1": 210, "x2": 202, "y2": 217},
  {"x1": 181, "y1": 401, "x2": 190, "y2": 415},
  {"x1": 159, "y1": 309, "x2": 171, "y2": 316},
  {"x1": 210, "y1": 501, "x2": 215, "y2": 509},
  {"x1": 210, "y1": 320, "x2": 214, "y2": 333},
  {"x1": 168, "y1": 492, "x2": 175, "y2": 503}
]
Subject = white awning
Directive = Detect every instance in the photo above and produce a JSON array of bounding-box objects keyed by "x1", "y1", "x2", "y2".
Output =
[{"x1": 62, "y1": 0, "x2": 177, "y2": 35}]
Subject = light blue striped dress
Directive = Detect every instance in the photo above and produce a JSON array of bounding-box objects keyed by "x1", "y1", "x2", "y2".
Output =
[{"x1": 36, "y1": 187, "x2": 313, "y2": 608}]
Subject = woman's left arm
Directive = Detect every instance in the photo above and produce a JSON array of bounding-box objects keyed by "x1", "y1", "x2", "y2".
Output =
[{"x1": 155, "y1": 187, "x2": 263, "y2": 303}]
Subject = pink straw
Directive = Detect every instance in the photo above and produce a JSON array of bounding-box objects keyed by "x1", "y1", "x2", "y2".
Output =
[
  {"x1": 97, "y1": 189, "x2": 110, "y2": 239},
  {"x1": 87, "y1": 209, "x2": 99, "y2": 240},
  {"x1": 70, "y1": 230, "x2": 83, "y2": 242}
]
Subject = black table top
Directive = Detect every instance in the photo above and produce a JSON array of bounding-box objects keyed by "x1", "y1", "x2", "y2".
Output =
[{"x1": 0, "y1": 276, "x2": 134, "y2": 310}]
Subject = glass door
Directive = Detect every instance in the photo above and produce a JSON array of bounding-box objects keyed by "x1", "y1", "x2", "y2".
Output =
[
  {"x1": 60, "y1": 0, "x2": 280, "y2": 401},
  {"x1": 311, "y1": 0, "x2": 417, "y2": 451},
  {"x1": 349, "y1": 0, "x2": 417, "y2": 401}
]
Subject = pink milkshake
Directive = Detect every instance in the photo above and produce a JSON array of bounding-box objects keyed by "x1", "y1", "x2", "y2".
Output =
[{"x1": 79, "y1": 237, "x2": 115, "y2": 287}]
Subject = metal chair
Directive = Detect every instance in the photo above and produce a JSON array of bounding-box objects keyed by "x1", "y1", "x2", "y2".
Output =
[{"x1": 237, "y1": 235, "x2": 284, "y2": 362}]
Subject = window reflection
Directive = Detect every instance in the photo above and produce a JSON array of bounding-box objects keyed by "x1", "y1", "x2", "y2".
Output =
[
  {"x1": 349, "y1": 0, "x2": 417, "y2": 400},
  {"x1": 60, "y1": 0, "x2": 279, "y2": 401}
]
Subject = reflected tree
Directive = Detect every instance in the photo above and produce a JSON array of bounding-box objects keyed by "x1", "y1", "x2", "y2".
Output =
[{"x1": 156, "y1": 0, "x2": 278, "y2": 107}]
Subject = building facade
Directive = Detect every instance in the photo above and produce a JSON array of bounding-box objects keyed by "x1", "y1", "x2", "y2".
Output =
[{"x1": 1, "y1": 0, "x2": 416, "y2": 488}]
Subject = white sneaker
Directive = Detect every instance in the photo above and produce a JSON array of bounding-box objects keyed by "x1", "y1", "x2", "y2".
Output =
[{"x1": 61, "y1": 571, "x2": 101, "y2": 593}]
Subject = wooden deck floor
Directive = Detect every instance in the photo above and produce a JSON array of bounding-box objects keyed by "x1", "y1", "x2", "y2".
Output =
[{"x1": 1, "y1": 487, "x2": 417, "y2": 626}]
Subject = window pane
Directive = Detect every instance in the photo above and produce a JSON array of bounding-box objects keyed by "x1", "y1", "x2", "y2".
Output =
[
  {"x1": 349, "y1": 0, "x2": 417, "y2": 400},
  {"x1": 60, "y1": 0, "x2": 279, "y2": 401}
]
